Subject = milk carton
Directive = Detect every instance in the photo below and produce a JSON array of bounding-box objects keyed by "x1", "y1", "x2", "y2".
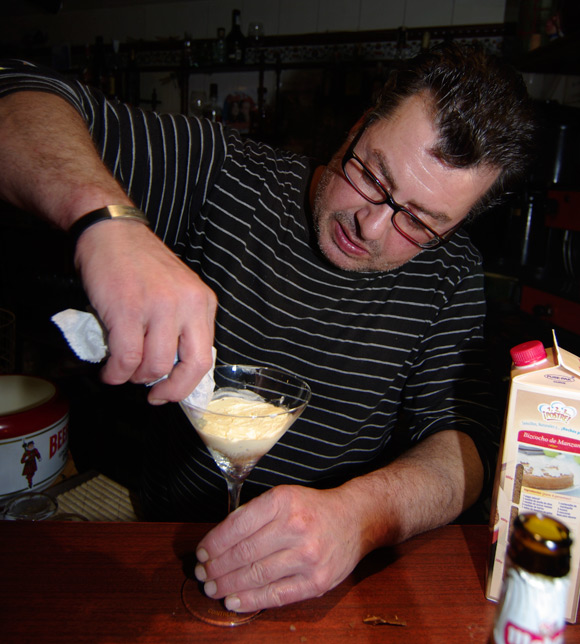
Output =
[{"x1": 486, "y1": 332, "x2": 580, "y2": 622}]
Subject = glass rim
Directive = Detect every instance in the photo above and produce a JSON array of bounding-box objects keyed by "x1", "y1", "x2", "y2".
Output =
[
  {"x1": 180, "y1": 400, "x2": 309, "y2": 419},
  {"x1": 180, "y1": 364, "x2": 311, "y2": 416}
]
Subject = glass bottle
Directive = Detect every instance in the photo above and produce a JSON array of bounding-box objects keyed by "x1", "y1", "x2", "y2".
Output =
[
  {"x1": 214, "y1": 27, "x2": 226, "y2": 64},
  {"x1": 92, "y1": 35, "x2": 107, "y2": 92},
  {"x1": 125, "y1": 47, "x2": 140, "y2": 106},
  {"x1": 203, "y1": 83, "x2": 221, "y2": 122},
  {"x1": 490, "y1": 513, "x2": 571, "y2": 644},
  {"x1": 226, "y1": 9, "x2": 245, "y2": 64}
]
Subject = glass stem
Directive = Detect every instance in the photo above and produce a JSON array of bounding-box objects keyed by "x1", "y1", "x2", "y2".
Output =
[{"x1": 226, "y1": 478, "x2": 243, "y2": 513}]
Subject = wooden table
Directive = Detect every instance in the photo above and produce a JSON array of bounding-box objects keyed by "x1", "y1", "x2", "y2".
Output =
[{"x1": 0, "y1": 522, "x2": 578, "y2": 643}]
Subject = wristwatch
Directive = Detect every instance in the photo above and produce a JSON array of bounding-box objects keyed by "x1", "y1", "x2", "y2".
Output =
[{"x1": 69, "y1": 205, "x2": 150, "y2": 245}]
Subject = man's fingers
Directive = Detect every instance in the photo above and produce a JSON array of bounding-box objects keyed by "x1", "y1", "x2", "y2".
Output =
[
  {"x1": 201, "y1": 545, "x2": 310, "y2": 600},
  {"x1": 147, "y1": 360, "x2": 203, "y2": 403},
  {"x1": 196, "y1": 488, "x2": 286, "y2": 562},
  {"x1": 77, "y1": 222, "x2": 218, "y2": 403},
  {"x1": 147, "y1": 324, "x2": 215, "y2": 402},
  {"x1": 100, "y1": 320, "x2": 145, "y2": 385},
  {"x1": 193, "y1": 486, "x2": 360, "y2": 612},
  {"x1": 223, "y1": 573, "x2": 324, "y2": 613}
]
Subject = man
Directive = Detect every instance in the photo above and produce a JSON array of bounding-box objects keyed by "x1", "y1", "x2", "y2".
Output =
[{"x1": 0, "y1": 43, "x2": 535, "y2": 613}]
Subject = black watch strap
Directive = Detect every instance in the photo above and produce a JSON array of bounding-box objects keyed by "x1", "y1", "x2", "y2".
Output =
[{"x1": 69, "y1": 205, "x2": 150, "y2": 245}]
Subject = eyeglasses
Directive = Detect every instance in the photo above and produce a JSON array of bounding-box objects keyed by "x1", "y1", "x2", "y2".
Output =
[{"x1": 341, "y1": 121, "x2": 462, "y2": 249}]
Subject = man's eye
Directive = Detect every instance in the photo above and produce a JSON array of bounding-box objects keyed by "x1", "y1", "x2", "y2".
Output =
[
  {"x1": 361, "y1": 173, "x2": 377, "y2": 189},
  {"x1": 407, "y1": 215, "x2": 424, "y2": 230}
]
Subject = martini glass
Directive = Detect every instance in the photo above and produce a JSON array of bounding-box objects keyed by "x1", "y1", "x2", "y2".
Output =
[{"x1": 179, "y1": 364, "x2": 311, "y2": 627}]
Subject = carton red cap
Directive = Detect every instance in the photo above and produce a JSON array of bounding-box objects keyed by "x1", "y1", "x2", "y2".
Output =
[{"x1": 510, "y1": 340, "x2": 547, "y2": 366}]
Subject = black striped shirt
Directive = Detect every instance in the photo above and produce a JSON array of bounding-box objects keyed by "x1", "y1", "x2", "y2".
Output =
[{"x1": 0, "y1": 60, "x2": 500, "y2": 520}]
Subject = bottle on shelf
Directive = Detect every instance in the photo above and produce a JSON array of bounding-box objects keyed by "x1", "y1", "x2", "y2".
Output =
[
  {"x1": 180, "y1": 37, "x2": 194, "y2": 114},
  {"x1": 181, "y1": 37, "x2": 194, "y2": 70},
  {"x1": 489, "y1": 513, "x2": 571, "y2": 644},
  {"x1": 252, "y1": 85, "x2": 270, "y2": 139},
  {"x1": 150, "y1": 88, "x2": 160, "y2": 112},
  {"x1": 395, "y1": 26, "x2": 408, "y2": 59},
  {"x1": 226, "y1": 9, "x2": 245, "y2": 64},
  {"x1": 189, "y1": 89, "x2": 207, "y2": 118},
  {"x1": 203, "y1": 83, "x2": 221, "y2": 122},
  {"x1": 106, "y1": 39, "x2": 121, "y2": 99},
  {"x1": 125, "y1": 47, "x2": 140, "y2": 106},
  {"x1": 81, "y1": 42, "x2": 94, "y2": 87},
  {"x1": 213, "y1": 27, "x2": 226, "y2": 64},
  {"x1": 92, "y1": 35, "x2": 107, "y2": 93}
]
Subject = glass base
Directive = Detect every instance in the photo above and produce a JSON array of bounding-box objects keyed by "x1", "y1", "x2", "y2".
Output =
[
  {"x1": 181, "y1": 578, "x2": 262, "y2": 627},
  {"x1": 2, "y1": 492, "x2": 57, "y2": 521}
]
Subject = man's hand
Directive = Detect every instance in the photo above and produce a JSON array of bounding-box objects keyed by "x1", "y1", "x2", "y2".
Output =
[
  {"x1": 193, "y1": 485, "x2": 365, "y2": 612},
  {"x1": 193, "y1": 431, "x2": 484, "y2": 612},
  {"x1": 76, "y1": 219, "x2": 217, "y2": 404},
  {"x1": 0, "y1": 90, "x2": 217, "y2": 402}
]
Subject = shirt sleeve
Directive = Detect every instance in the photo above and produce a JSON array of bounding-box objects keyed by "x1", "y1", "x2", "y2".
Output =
[{"x1": 400, "y1": 258, "x2": 501, "y2": 495}]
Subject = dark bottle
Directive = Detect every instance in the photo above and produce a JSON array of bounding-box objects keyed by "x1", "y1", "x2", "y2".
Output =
[
  {"x1": 92, "y1": 35, "x2": 107, "y2": 92},
  {"x1": 490, "y1": 513, "x2": 571, "y2": 644},
  {"x1": 81, "y1": 42, "x2": 94, "y2": 86},
  {"x1": 252, "y1": 84, "x2": 270, "y2": 139},
  {"x1": 213, "y1": 27, "x2": 226, "y2": 64},
  {"x1": 150, "y1": 88, "x2": 160, "y2": 112},
  {"x1": 125, "y1": 48, "x2": 140, "y2": 106},
  {"x1": 226, "y1": 9, "x2": 245, "y2": 64},
  {"x1": 203, "y1": 83, "x2": 221, "y2": 122},
  {"x1": 106, "y1": 39, "x2": 121, "y2": 98},
  {"x1": 181, "y1": 38, "x2": 193, "y2": 70},
  {"x1": 180, "y1": 38, "x2": 193, "y2": 114}
]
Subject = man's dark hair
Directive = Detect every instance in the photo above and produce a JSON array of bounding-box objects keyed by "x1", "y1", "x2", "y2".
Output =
[{"x1": 371, "y1": 42, "x2": 537, "y2": 218}]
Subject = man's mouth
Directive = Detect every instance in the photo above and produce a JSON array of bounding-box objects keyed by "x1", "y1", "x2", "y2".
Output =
[{"x1": 333, "y1": 220, "x2": 369, "y2": 257}]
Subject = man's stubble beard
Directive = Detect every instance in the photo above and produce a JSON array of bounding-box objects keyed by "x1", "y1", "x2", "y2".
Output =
[{"x1": 312, "y1": 169, "x2": 405, "y2": 274}]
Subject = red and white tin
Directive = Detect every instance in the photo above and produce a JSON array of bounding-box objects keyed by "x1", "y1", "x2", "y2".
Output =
[{"x1": 0, "y1": 375, "x2": 69, "y2": 501}]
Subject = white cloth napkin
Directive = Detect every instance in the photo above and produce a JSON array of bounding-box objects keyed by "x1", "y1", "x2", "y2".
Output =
[{"x1": 51, "y1": 308, "x2": 215, "y2": 407}]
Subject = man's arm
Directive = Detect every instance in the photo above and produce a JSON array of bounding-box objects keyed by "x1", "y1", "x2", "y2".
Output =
[
  {"x1": 0, "y1": 90, "x2": 217, "y2": 401},
  {"x1": 0, "y1": 91, "x2": 128, "y2": 223},
  {"x1": 194, "y1": 428, "x2": 483, "y2": 612}
]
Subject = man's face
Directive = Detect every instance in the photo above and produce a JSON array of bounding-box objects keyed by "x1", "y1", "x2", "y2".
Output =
[{"x1": 312, "y1": 93, "x2": 499, "y2": 272}]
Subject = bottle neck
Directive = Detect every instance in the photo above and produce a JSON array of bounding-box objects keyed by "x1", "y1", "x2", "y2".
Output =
[
  {"x1": 511, "y1": 514, "x2": 571, "y2": 577},
  {"x1": 513, "y1": 357, "x2": 549, "y2": 372}
]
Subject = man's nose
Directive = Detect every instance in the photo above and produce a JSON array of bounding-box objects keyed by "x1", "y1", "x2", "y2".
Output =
[{"x1": 354, "y1": 203, "x2": 393, "y2": 241}]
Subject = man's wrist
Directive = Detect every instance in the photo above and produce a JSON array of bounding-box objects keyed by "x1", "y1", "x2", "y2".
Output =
[{"x1": 69, "y1": 205, "x2": 150, "y2": 245}]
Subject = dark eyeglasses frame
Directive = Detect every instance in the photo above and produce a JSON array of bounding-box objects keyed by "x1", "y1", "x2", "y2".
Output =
[{"x1": 341, "y1": 120, "x2": 462, "y2": 249}]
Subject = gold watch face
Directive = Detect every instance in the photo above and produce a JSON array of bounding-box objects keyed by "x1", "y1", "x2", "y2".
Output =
[{"x1": 107, "y1": 205, "x2": 149, "y2": 224}]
